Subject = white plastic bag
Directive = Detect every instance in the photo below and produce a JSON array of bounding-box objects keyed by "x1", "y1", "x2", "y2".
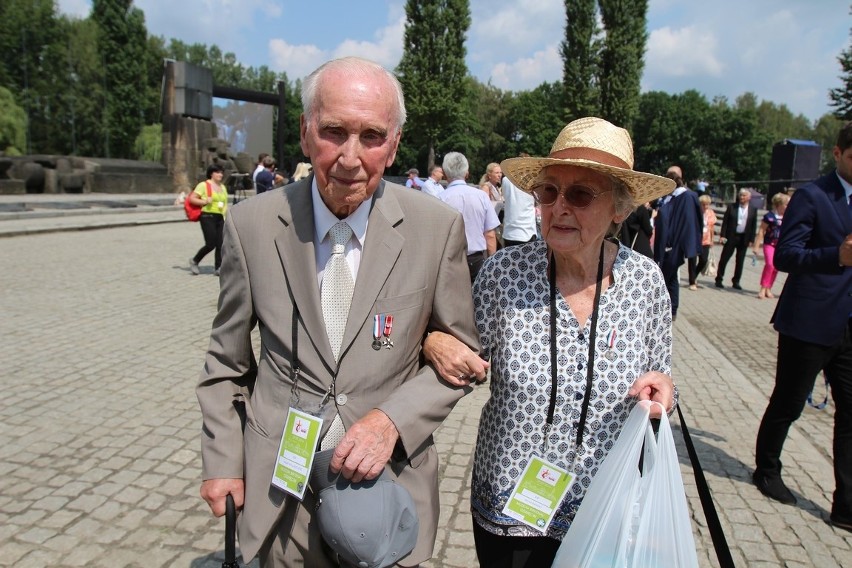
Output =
[{"x1": 552, "y1": 401, "x2": 698, "y2": 568}]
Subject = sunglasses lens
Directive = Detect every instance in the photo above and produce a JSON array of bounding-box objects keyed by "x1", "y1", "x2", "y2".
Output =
[
  {"x1": 564, "y1": 186, "x2": 596, "y2": 208},
  {"x1": 533, "y1": 184, "x2": 559, "y2": 205}
]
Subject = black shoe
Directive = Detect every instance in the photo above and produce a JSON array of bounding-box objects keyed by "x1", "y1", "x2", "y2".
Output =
[
  {"x1": 715, "y1": 280, "x2": 724, "y2": 288},
  {"x1": 829, "y1": 514, "x2": 852, "y2": 533},
  {"x1": 732, "y1": 283, "x2": 743, "y2": 290},
  {"x1": 752, "y1": 471, "x2": 796, "y2": 505}
]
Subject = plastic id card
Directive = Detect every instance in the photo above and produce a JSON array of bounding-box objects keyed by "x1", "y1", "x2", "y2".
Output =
[
  {"x1": 502, "y1": 455, "x2": 575, "y2": 532},
  {"x1": 271, "y1": 407, "x2": 323, "y2": 500}
]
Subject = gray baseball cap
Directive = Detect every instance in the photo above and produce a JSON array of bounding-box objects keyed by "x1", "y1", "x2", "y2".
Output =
[{"x1": 309, "y1": 449, "x2": 419, "y2": 568}]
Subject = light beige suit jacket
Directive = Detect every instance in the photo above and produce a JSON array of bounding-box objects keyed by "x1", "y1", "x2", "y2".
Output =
[{"x1": 197, "y1": 177, "x2": 480, "y2": 563}]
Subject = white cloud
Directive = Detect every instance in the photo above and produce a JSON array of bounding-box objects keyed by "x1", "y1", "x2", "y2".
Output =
[
  {"x1": 268, "y1": 16, "x2": 405, "y2": 81},
  {"x1": 331, "y1": 16, "x2": 406, "y2": 70},
  {"x1": 488, "y1": 45, "x2": 562, "y2": 91},
  {"x1": 268, "y1": 40, "x2": 327, "y2": 81},
  {"x1": 645, "y1": 26, "x2": 724, "y2": 78}
]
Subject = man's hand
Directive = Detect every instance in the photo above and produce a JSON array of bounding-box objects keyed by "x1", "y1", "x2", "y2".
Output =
[
  {"x1": 628, "y1": 371, "x2": 675, "y2": 418},
  {"x1": 200, "y1": 478, "x2": 245, "y2": 517},
  {"x1": 840, "y1": 233, "x2": 852, "y2": 266},
  {"x1": 331, "y1": 409, "x2": 398, "y2": 483},
  {"x1": 423, "y1": 331, "x2": 489, "y2": 386}
]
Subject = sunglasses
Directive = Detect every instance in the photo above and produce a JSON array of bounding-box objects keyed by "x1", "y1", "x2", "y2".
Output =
[{"x1": 530, "y1": 183, "x2": 613, "y2": 208}]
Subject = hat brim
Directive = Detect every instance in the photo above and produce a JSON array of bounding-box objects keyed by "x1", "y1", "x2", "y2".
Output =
[{"x1": 501, "y1": 157, "x2": 675, "y2": 206}]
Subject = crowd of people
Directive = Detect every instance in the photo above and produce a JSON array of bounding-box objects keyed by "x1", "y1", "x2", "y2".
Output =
[{"x1": 190, "y1": 54, "x2": 852, "y2": 568}]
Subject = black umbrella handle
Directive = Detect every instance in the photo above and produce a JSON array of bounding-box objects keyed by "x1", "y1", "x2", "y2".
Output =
[{"x1": 222, "y1": 493, "x2": 239, "y2": 568}]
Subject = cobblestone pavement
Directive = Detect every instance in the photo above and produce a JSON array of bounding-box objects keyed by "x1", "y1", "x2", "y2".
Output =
[{"x1": 1, "y1": 212, "x2": 850, "y2": 567}]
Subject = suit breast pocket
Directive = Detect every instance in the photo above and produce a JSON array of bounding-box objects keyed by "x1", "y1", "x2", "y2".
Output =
[{"x1": 372, "y1": 287, "x2": 429, "y2": 354}]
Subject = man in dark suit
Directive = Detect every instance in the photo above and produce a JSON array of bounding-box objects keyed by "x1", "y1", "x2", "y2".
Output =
[
  {"x1": 715, "y1": 188, "x2": 758, "y2": 289},
  {"x1": 196, "y1": 56, "x2": 482, "y2": 566},
  {"x1": 753, "y1": 121, "x2": 852, "y2": 534}
]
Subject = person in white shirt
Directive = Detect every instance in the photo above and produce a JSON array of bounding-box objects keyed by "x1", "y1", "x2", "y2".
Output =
[
  {"x1": 421, "y1": 165, "x2": 445, "y2": 197},
  {"x1": 500, "y1": 157, "x2": 537, "y2": 247}
]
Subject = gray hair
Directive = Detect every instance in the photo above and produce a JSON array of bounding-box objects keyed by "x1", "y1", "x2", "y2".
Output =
[
  {"x1": 610, "y1": 177, "x2": 636, "y2": 238},
  {"x1": 442, "y1": 152, "x2": 469, "y2": 181},
  {"x1": 301, "y1": 57, "x2": 407, "y2": 133}
]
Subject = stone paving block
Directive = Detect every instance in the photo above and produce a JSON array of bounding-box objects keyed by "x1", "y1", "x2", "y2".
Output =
[
  {"x1": 15, "y1": 548, "x2": 62, "y2": 567},
  {"x1": 16, "y1": 526, "x2": 57, "y2": 545}
]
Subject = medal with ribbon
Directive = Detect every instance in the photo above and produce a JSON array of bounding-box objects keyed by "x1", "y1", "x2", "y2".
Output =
[
  {"x1": 372, "y1": 314, "x2": 383, "y2": 351},
  {"x1": 382, "y1": 314, "x2": 394, "y2": 349}
]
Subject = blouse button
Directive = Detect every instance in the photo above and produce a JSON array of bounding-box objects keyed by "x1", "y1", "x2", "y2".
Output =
[{"x1": 577, "y1": 362, "x2": 584, "y2": 371}]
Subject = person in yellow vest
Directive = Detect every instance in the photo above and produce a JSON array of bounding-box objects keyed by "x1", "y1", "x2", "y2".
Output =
[{"x1": 188, "y1": 164, "x2": 229, "y2": 276}]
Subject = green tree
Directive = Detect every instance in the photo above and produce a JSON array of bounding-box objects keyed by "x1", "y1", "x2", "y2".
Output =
[
  {"x1": 92, "y1": 0, "x2": 149, "y2": 158},
  {"x1": 134, "y1": 123, "x2": 161, "y2": 161},
  {"x1": 598, "y1": 0, "x2": 648, "y2": 129},
  {"x1": 813, "y1": 113, "x2": 844, "y2": 172},
  {"x1": 0, "y1": 0, "x2": 69, "y2": 154},
  {"x1": 561, "y1": 0, "x2": 599, "y2": 120},
  {"x1": 0, "y1": 87, "x2": 26, "y2": 154},
  {"x1": 506, "y1": 81, "x2": 566, "y2": 158},
  {"x1": 396, "y1": 0, "x2": 471, "y2": 173},
  {"x1": 830, "y1": 14, "x2": 852, "y2": 119}
]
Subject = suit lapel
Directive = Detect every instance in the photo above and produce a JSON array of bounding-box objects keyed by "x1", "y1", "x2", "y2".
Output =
[
  {"x1": 826, "y1": 173, "x2": 852, "y2": 234},
  {"x1": 273, "y1": 176, "x2": 336, "y2": 364},
  {"x1": 339, "y1": 181, "x2": 404, "y2": 359}
]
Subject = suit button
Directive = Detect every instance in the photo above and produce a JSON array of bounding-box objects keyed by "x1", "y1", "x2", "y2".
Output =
[{"x1": 336, "y1": 393, "x2": 348, "y2": 406}]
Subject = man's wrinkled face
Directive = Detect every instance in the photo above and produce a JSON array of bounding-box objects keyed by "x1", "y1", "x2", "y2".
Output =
[{"x1": 300, "y1": 68, "x2": 401, "y2": 218}]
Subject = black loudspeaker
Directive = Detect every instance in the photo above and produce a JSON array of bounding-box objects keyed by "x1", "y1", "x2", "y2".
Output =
[{"x1": 768, "y1": 139, "x2": 822, "y2": 201}]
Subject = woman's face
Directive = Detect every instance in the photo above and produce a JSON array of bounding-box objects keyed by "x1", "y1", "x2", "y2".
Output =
[
  {"x1": 487, "y1": 165, "x2": 503, "y2": 185},
  {"x1": 537, "y1": 165, "x2": 626, "y2": 256},
  {"x1": 776, "y1": 200, "x2": 788, "y2": 215}
]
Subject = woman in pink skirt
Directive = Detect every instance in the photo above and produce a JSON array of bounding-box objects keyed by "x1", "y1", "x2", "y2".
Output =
[{"x1": 753, "y1": 192, "x2": 791, "y2": 299}]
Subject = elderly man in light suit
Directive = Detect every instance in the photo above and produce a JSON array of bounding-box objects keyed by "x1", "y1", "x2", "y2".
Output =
[{"x1": 197, "y1": 57, "x2": 481, "y2": 567}]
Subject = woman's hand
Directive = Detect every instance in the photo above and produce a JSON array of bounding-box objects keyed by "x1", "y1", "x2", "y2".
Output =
[
  {"x1": 423, "y1": 331, "x2": 490, "y2": 387},
  {"x1": 629, "y1": 371, "x2": 674, "y2": 418}
]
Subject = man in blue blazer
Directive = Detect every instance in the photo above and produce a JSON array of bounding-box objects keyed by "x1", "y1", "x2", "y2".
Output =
[{"x1": 754, "y1": 122, "x2": 852, "y2": 534}]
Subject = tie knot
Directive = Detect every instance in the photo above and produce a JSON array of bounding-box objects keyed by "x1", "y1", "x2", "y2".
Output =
[{"x1": 329, "y1": 221, "x2": 352, "y2": 254}]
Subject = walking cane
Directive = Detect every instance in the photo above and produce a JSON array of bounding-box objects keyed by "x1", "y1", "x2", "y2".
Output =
[{"x1": 222, "y1": 493, "x2": 239, "y2": 568}]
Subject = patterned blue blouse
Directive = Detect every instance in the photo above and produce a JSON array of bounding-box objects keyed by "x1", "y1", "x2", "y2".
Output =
[{"x1": 470, "y1": 239, "x2": 674, "y2": 539}]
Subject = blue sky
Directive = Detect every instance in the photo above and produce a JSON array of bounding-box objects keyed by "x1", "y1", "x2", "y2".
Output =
[{"x1": 58, "y1": 0, "x2": 850, "y2": 123}]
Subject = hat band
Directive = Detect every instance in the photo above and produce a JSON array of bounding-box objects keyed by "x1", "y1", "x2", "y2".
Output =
[{"x1": 549, "y1": 147, "x2": 631, "y2": 170}]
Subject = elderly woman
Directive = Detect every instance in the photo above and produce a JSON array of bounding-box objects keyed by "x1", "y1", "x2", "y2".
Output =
[{"x1": 424, "y1": 117, "x2": 678, "y2": 567}]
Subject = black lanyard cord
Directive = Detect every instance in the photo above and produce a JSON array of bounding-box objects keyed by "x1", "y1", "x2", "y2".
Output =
[{"x1": 548, "y1": 241, "x2": 605, "y2": 450}]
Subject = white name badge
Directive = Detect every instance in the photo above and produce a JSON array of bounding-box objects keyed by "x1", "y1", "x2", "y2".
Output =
[
  {"x1": 271, "y1": 408, "x2": 323, "y2": 500},
  {"x1": 502, "y1": 455, "x2": 575, "y2": 533}
]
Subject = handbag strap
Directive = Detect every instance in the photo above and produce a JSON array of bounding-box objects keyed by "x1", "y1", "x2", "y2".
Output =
[{"x1": 676, "y1": 404, "x2": 736, "y2": 568}]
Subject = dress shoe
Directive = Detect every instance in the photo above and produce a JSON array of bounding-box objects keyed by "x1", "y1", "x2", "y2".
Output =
[
  {"x1": 752, "y1": 471, "x2": 796, "y2": 505},
  {"x1": 715, "y1": 280, "x2": 724, "y2": 289},
  {"x1": 829, "y1": 514, "x2": 852, "y2": 533},
  {"x1": 732, "y1": 283, "x2": 743, "y2": 290}
]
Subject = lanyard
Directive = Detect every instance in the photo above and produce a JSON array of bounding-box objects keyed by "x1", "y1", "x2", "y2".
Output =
[
  {"x1": 289, "y1": 304, "x2": 334, "y2": 411},
  {"x1": 547, "y1": 241, "x2": 605, "y2": 450}
]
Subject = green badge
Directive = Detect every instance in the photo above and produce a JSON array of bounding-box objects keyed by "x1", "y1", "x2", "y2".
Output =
[{"x1": 502, "y1": 455, "x2": 575, "y2": 532}]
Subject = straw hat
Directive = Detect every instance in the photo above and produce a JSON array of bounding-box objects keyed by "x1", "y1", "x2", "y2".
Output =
[{"x1": 501, "y1": 117, "x2": 675, "y2": 206}]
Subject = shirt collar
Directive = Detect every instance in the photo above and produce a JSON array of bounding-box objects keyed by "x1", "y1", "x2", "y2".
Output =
[
  {"x1": 311, "y1": 178, "x2": 372, "y2": 246},
  {"x1": 447, "y1": 179, "x2": 468, "y2": 188},
  {"x1": 836, "y1": 170, "x2": 852, "y2": 202}
]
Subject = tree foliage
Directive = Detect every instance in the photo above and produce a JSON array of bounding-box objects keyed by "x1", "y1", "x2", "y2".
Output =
[
  {"x1": 396, "y1": 0, "x2": 472, "y2": 173},
  {"x1": 830, "y1": 11, "x2": 852, "y2": 119},
  {"x1": 0, "y1": 0, "x2": 843, "y2": 190},
  {"x1": 92, "y1": 0, "x2": 149, "y2": 158},
  {"x1": 598, "y1": 0, "x2": 647, "y2": 129},
  {"x1": 562, "y1": 0, "x2": 599, "y2": 121},
  {"x1": 0, "y1": 86, "x2": 27, "y2": 154}
]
